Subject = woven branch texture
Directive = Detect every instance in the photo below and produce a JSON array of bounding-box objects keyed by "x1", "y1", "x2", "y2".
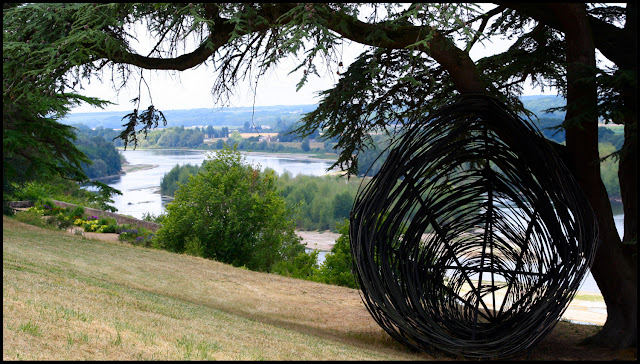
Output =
[{"x1": 349, "y1": 95, "x2": 599, "y2": 359}]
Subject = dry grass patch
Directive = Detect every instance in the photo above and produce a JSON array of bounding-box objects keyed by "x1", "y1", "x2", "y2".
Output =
[
  {"x1": 3, "y1": 216, "x2": 426, "y2": 361},
  {"x1": 3, "y1": 216, "x2": 632, "y2": 361}
]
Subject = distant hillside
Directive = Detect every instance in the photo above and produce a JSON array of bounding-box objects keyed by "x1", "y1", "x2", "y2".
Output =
[
  {"x1": 520, "y1": 95, "x2": 566, "y2": 119},
  {"x1": 60, "y1": 96, "x2": 566, "y2": 130},
  {"x1": 60, "y1": 104, "x2": 318, "y2": 130}
]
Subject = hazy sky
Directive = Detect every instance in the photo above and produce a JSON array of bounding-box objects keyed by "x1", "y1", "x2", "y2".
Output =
[{"x1": 70, "y1": 8, "x2": 561, "y2": 114}]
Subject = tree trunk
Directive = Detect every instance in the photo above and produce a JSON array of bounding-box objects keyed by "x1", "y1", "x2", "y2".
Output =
[{"x1": 552, "y1": 4, "x2": 637, "y2": 349}]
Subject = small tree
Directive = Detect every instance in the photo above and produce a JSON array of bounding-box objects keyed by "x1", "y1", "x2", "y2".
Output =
[
  {"x1": 228, "y1": 130, "x2": 243, "y2": 143},
  {"x1": 300, "y1": 138, "x2": 311, "y2": 152},
  {"x1": 154, "y1": 146, "x2": 304, "y2": 272}
]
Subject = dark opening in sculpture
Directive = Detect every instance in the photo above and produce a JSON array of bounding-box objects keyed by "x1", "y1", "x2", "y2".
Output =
[{"x1": 350, "y1": 95, "x2": 599, "y2": 359}]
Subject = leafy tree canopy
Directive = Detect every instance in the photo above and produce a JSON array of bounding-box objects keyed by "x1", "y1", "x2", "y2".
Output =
[{"x1": 154, "y1": 146, "x2": 304, "y2": 272}]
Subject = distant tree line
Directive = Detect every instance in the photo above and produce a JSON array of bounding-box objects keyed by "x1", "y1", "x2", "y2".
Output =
[
  {"x1": 276, "y1": 124, "x2": 321, "y2": 142},
  {"x1": 536, "y1": 117, "x2": 624, "y2": 150},
  {"x1": 200, "y1": 126, "x2": 229, "y2": 138},
  {"x1": 73, "y1": 129, "x2": 122, "y2": 179},
  {"x1": 132, "y1": 126, "x2": 204, "y2": 148},
  {"x1": 72, "y1": 124, "x2": 207, "y2": 149},
  {"x1": 213, "y1": 138, "x2": 335, "y2": 154},
  {"x1": 275, "y1": 172, "x2": 361, "y2": 231}
]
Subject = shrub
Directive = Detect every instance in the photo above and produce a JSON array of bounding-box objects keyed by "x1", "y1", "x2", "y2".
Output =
[
  {"x1": 141, "y1": 211, "x2": 167, "y2": 224},
  {"x1": 118, "y1": 226, "x2": 154, "y2": 247},
  {"x1": 184, "y1": 236, "x2": 206, "y2": 257},
  {"x1": 271, "y1": 250, "x2": 320, "y2": 279},
  {"x1": 118, "y1": 228, "x2": 140, "y2": 241},
  {"x1": 11, "y1": 181, "x2": 50, "y2": 202},
  {"x1": 83, "y1": 222, "x2": 100, "y2": 232},
  {"x1": 115, "y1": 224, "x2": 132, "y2": 234},
  {"x1": 97, "y1": 217, "x2": 116, "y2": 226},
  {"x1": 101, "y1": 224, "x2": 118, "y2": 234},
  {"x1": 314, "y1": 220, "x2": 358, "y2": 288},
  {"x1": 35, "y1": 199, "x2": 59, "y2": 215},
  {"x1": 14, "y1": 210, "x2": 48, "y2": 229},
  {"x1": 70, "y1": 206, "x2": 85, "y2": 219},
  {"x1": 155, "y1": 146, "x2": 307, "y2": 272},
  {"x1": 55, "y1": 214, "x2": 74, "y2": 230}
]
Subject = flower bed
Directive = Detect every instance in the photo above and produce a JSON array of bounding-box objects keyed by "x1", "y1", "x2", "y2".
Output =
[
  {"x1": 24, "y1": 200, "x2": 156, "y2": 247},
  {"x1": 117, "y1": 227, "x2": 155, "y2": 247}
]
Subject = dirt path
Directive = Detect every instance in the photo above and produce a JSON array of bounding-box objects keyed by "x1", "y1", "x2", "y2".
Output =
[{"x1": 66, "y1": 226, "x2": 121, "y2": 242}]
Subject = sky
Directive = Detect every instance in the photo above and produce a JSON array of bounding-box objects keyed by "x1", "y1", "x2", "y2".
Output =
[{"x1": 69, "y1": 6, "x2": 563, "y2": 114}]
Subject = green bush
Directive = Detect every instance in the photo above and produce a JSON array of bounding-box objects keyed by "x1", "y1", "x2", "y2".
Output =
[
  {"x1": 271, "y1": 250, "x2": 320, "y2": 279},
  {"x1": 97, "y1": 217, "x2": 117, "y2": 226},
  {"x1": 102, "y1": 224, "x2": 118, "y2": 234},
  {"x1": 55, "y1": 214, "x2": 74, "y2": 230},
  {"x1": 83, "y1": 221, "x2": 98, "y2": 232},
  {"x1": 13, "y1": 210, "x2": 49, "y2": 229},
  {"x1": 10, "y1": 181, "x2": 50, "y2": 202},
  {"x1": 70, "y1": 206, "x2": 85, "y2": 219},
  {"x1": 314, "y1": 220, "x2": 358, "y2": 288},
  {"x1": 118, "y1": 226, "x2": 155, "y2": 247},
  {"x1": 141, "y1": 211, "x2": 167, "y2": 224},
  {"x1": 36, "y1": 198, "x2": 56, "y2": 213},
  {"x1": 184, "y1": 235, "x2": 206, "y2": 257},
  {"x1": 155, "y1": 146, "x2": 308, "y2": 272}
]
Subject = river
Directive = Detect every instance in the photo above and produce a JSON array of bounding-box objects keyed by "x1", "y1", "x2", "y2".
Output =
[
  {"x1": 93, "y1": 148, "x2": 624, "y2": 296},
  {"x1": 93, "y1": 149, "x2": 337, "y2": 219}
]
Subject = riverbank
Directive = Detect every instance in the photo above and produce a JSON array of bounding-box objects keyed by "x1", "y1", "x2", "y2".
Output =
[
  {"x1": 116, "y1": 146, "x2": 339, "y2": 162},
  {"x1": 121, "y1": 163, "x2": 158, "y2": 174},
  {"x1": 88, "y1": 162, "x2": 159, "y2": 182}
]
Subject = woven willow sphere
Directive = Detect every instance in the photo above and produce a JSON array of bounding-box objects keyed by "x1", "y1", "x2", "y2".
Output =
[{"x1": 349, "y1": 95, "x2": 599, "y2": 359}]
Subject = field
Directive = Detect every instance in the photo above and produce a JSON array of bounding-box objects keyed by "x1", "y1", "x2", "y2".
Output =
[{"x1": 3, "y1": 216, "x2": 634, "y2": 360}]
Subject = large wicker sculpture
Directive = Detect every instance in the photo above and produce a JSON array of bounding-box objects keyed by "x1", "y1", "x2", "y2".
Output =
[{"x1": 350, "y1": 95, "x2": 599, "y2": 359}]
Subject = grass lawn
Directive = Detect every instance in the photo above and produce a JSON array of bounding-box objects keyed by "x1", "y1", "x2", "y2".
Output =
[
  {"x1": 3, "y1": 216, "x2": 423, "y2": 360},
  {"x1": 3, "y1": 216, "x2": 633, "y2": 360}
]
